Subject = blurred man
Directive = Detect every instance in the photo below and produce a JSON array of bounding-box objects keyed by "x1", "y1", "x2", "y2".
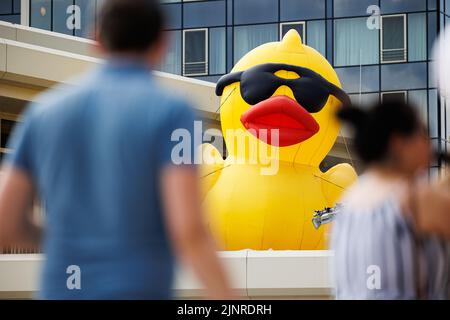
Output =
[{"x1": 0, "y1": 0, "x2": 231, "y2": 299}]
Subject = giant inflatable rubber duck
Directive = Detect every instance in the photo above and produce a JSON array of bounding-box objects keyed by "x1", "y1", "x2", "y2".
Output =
[{"x1": 201, "y1": 30, "x2": 357, "y2": 250}]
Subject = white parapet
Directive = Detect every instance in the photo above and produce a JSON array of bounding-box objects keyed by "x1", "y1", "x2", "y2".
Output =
[{"x1": 0, "y1": 250, "x2": 334, "y2": 299}]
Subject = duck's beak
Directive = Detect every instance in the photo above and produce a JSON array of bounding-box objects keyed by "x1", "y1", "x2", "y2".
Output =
[{"x1": 240, "y1": 95, "x2": 319, "y2": 147}]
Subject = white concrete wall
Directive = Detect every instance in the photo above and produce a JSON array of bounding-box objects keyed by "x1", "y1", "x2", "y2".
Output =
[{"x1": 0, "y1": 251, "x2": 334, "y2": 299}]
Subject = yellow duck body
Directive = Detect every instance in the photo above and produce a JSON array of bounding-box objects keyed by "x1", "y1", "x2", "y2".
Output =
[{"x1": 201, "y1": 30, "x2": 357, "y2": 250}]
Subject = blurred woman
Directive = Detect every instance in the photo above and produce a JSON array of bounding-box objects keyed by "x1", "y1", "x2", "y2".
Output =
[{"x1": 331, "y1": 100, "x2": 449, "y2": 300}]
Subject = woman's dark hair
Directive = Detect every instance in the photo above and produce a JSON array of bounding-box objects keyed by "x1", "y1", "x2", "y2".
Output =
[
  {"x1": 98, "y1": 0, "x2": 165, "y2": 53},
  {"x1": 337, "y1": 100, "x2": 424, "y2": 164}
]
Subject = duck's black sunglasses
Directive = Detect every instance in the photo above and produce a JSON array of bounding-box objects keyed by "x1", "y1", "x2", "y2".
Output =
[{"x1": 216, "y1": 63, "x2": 351, "y2": 113}]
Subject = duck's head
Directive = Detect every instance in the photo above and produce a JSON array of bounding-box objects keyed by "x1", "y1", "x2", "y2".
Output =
[{"x1": 216, "y1": 30, "x2": 349, "y2": 166}]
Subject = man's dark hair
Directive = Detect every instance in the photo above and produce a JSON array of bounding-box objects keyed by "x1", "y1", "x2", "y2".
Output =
[{"x1": 98, "y1": 0, "x2": 165, "y2": 53}]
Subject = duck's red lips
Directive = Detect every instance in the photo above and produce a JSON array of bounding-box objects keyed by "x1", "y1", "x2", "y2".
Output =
[{"x1": 240, "y1": 95, "x2": 320, "y2": 147}]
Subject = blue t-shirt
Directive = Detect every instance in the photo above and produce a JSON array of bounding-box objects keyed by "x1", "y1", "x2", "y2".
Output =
[{"x1": 6, "y1": 60, "x2": 197, "y2": 299}]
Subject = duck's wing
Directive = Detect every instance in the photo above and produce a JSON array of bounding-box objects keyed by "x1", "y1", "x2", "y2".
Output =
[
  {"x1": 198, "y1": 143, "x2": 226, "y2": 200},
  {"x1": 320, "y1": 163, "x2": 358, "y2": 206}
]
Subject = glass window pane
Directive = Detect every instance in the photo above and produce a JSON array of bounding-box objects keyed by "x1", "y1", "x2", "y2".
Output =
[
  {"x1": 0, "y1": 15, "x2": 20, "y2": 23},
  {"x1": 380, "y1": 0, "x2": 426, "y2": 14},
  {"x1": 280, "y1": 0, "x2": 325, "y2": 21},
  {"x1": 185, "y1": 30, "x2": 206, "y2": 62},
  {"x1": 0, "y1": 1, "x2": 12, "y2": 14},
  {"x1": 183, "y1": 1, "x2": 225, "y2": 28},
  {"x1": 281, "y1": 23, "x2": 304, "y2": 41},
  {"x1": 428, "y1": 12, "x2": 437, "y2": 59},
  {"x1": 381, "y1": 62, "x2": 427, "y2": 91},
  {"x1": 382, "y1": 15, "x2": 406, "y2": 62},
  {"x1": 184, "y1": 29, "x2": 207, "y2": 75},
  {"x1": 429, "y1": 60, "x2": 437, "y2": 89},
  {"x1": 408, "y1": 90, "x2": 428, "y2": 124},
  {"x1": 227, "y1": 0, "x2": 232, "y2": 25},
  {"x1": 234, "y1": 0, "x2": 278, "y2": 24},
  {"x1": 428, "y1": 0, "x2": 437, "y2": 10},
  {"x1": 383, "y1": 16, "x2": 405, "y2": 49},
  {"x1": 447, "y1": 99, "x2": 450, "y2": 142},
  {"x1": 30, "y1": 0, "x2": 52, "y2": 30},
  {"x1": 74, "y1": 0, "x2": 95, "y2": 38},
  {"x1": 210, "y1": 28, "x2": 226, "y2": 75},
  {"x1": 429, "y1": 89, "x2": 438, "y2": 137},
  {"x1": 233, "y1": 24, "x2": 278, "y2": 64},
  {"x1": 227, "y1": 26, "x2": 232, "y2": 72},
  {"x1": 13, "y1": 0, "x2": 20, "y2": 14},
  {"x1": 335, "y1": 65, "x2": 380, "y2": 93},
  {"x1": 349, "y1": 93, "x2": 380, "y2": 109},
  {"x1": 53, "y1": 0, "x2": 75, "y2": 35},
  {"x1": 307, "y1": 20, "x2": 326, "y2": 57},
  {"x1": 162, "y1": 3, "x2": 182, "y2": 30},
  {"x1": 326, "y1": 19, "x2": 332, "y2": 62},
  {"x1": 408, "y1": 13, "x2": 426, "y2": 62},
  {"x1": 381, "y1": 91, "x2": 407, "y2": 103},
  {"x1": 333, "y1": 0, "x2": 376, "y2": 17},
  {"x1": 334, "y1": 17, "x2": 379, "y2": 66},
  {"x1": 158, "y1": 30, "x2": 181, "y2": 75}
]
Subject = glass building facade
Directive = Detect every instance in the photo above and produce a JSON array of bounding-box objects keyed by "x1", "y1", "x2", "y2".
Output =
[
  {"x1": 0, "y1": 0, "x2": 21, "y2": 23},
  {"x1": 4, "y1": 0, "x2": 449, "y2": 175}
]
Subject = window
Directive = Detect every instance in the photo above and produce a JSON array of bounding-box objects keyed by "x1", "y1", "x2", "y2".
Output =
[
  {"x1": 381, "y1": 91, "x2": 407, "y2": 103},
  {"x1": 307, "y1": 20, "x2": 325, "y2": 57},
  {"x1": 74, "y1": 0, "x2": 95, "y2": 39},
  {"x1": 334, "y1": 17, "x2": 379, "y2": 66},
  {"x1": 380, "y1": 0, "x2": 426, "y2": 14},
  {"x1": 30, "y1": 0, "x2": 51, "y2": 30},
  {"x1": 280, "y1": 0, "x2": 325, "y2": 21},
  {"x1": 162, "y1": 3, "x2": 182, "y2": 30},
  {"x1": 234, "y1": 0, "x2": 278, "y2": 24},
  {"x1": 333, "y1": 0, "x2": 376, "y2": 18},
  {"x1": 0, "y1": 117, "x2": 18, "y2": 161},
  {"x1": 209, "y1": 27, "x2": 226, "y2": 75},
  {"x1": 349, "y1": 93, "x2": 380, "y2": 109},
  {"x1": 234, "y1": 24, "x2": 278, "y2": 64},
  {"x1": 408, "y1": 13, "x2": 426, "y2": 62},
  {"x1": 335, "y1": 65, "x2": 380, "y2": 94},
  {"x1": 280, "y1": 22, "x2": 305, "y2": 41},
  {"x1": 158, "y1": 30, "x2": 181, "y2": 75},
  {"x1": 183, "y1": 0, "x2": 226, "y2": 28},
  {"x1": 183, "y1": 29, "x2": 208, "y2": 76},
  {"x1": 409, "y1": 90, "x2": 428, "y2": 123},
  {"x1": 53, "y1": 0, "x2": 74, "y2": 35},
  {"x1": 381, "y1": 62, "x2": 427, "y2": 91},
  {"x1": 381, "y1": 15, "x2": 407, "y2": 63}
]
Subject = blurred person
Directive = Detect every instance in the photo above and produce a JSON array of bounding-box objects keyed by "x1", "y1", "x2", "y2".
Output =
[
  {"x1": 0, "y1": 0, "x2": 231, "y2": 299},
  {"x1": 410, "y1": 170, "x2": 450, "y2": 240},
  {"x1": 407, "y1": 24, "x2": 450, "y2": 239},
  {"x1": 331, "y1": 100, "x2": 449, "y2": 299}
]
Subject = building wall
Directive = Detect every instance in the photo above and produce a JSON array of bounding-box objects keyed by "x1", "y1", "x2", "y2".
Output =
[{"x1": 11, "y1": 0, "x2": 450, "y2": 174}]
